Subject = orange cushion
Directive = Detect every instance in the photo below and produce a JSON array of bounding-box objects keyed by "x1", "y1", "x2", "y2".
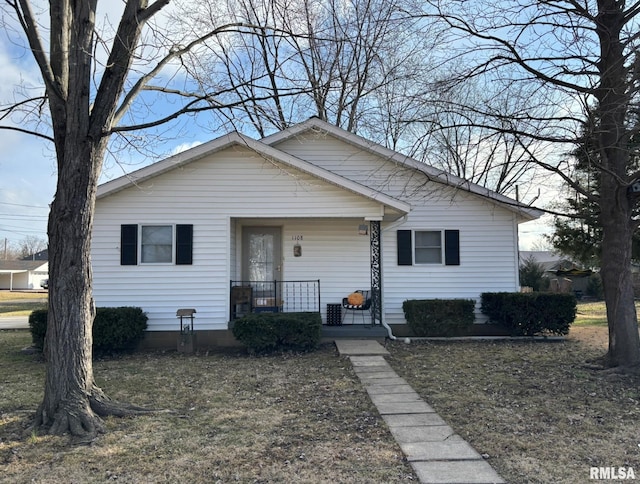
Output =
[{"x1": 347, "y1": 292, "x2": 364, "y2": 306}]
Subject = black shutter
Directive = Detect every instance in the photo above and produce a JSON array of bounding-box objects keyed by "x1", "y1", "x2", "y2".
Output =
[
  {"x1": 444, "y1": 230, "x2": 460, "y2": 266},
  {"x1": 397, "y1": 230, "x2": 412, "y2": 265},
  {"x1": 176, "y1": 224, "x2": 193, "y2": 265},
  {"x1": 121, "y1": 224, "x2": 138, "y2": 265}
]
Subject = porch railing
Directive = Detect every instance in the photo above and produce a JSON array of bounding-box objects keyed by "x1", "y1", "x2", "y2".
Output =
[{"x1": 230, "y1": 280, "x2": 321, "y2": 319}]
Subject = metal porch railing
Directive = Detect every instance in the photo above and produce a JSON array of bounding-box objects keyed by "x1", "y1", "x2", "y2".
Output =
[{"x1": 230, "y1": 279, "x2": 321, "y2": 320}]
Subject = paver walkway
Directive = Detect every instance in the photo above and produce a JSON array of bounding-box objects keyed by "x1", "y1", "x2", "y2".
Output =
[{"x1": 335, "y1": 339, "x2": 505, "y2": 484}]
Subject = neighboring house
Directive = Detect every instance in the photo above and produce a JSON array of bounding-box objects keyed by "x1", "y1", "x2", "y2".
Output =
[
  {"x1": 0, "y1": 260, "x2": 49, "y2": 290},
  {"x1": 92, "y1": 118, "x2": 542, "y2": 345},
  {"x1": 519, "y1": 250, "x2": 592, "y2": 295},
  {"x1": 21, "y1": 249, "x2": 48, "y2": 261}
]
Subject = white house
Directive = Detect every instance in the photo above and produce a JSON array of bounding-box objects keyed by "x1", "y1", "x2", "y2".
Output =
[
  {"x1": 92, "y1": 118, "x2": 542, "y2": 346},
  {"x1": 0, "y1": 260, "x2": 49, "y2": 290}
]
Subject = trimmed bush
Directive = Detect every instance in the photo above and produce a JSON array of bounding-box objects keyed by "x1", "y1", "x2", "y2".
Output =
[
  {"x1": 28, "y1": 309, "x2": 48, "y2": 349},
  {"x1": 29, "y1": 307, "x2": 148, "y2": 355},
  {"x1": 480, "y1": 292, "x2": 576, "y2": 336},
  {"x1": 232, "y1": 312, "x2": 321, "y2": 353},
  {"x1": 402, "y1": 299, "x2": 475, "y2": 337}
]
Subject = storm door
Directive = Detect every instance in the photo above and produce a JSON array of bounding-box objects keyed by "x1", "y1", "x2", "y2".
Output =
[{"x1": 242, "y1": 227, "x2": 282, "y2": 299}]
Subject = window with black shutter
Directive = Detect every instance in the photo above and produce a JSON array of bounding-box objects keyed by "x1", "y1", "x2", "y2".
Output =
[
  {"x1": 397, "y1": 229, "x2": 460, "y2": 266},
  {"x1": 120, "y1": 224, "x2": 193, "y2": 265}
]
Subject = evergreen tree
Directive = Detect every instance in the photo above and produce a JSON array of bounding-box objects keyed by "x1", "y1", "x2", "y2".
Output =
[{"x1": 550, "y1": 113, "x2": 640, "y2": 268}]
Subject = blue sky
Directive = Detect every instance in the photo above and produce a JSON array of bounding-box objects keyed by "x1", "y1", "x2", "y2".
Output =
[{"x1": 0, "y1": 3, "x2": 553, "y2": 252}]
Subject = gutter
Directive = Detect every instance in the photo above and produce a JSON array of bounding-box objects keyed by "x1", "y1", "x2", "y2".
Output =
[{"x1": 377, "y1": 215, "x2": 409, "y2": 341}]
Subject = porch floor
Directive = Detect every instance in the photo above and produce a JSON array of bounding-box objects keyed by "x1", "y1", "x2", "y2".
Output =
[{"x1": 321, "y1": 324, "x2": 388, "y2": 339}]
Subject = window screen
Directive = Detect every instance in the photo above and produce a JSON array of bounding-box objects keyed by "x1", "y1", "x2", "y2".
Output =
[
  {"x1": 141, "y1": 225, "x2": 173, "y2": 263},
  {"x1": 414, "y1": 230, "x2": 442, "y2": 264}
]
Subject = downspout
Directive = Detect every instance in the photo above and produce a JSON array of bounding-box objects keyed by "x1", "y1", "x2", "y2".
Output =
[{"x1": 378, "y1": 214, "x2": 409, "y2": 340}]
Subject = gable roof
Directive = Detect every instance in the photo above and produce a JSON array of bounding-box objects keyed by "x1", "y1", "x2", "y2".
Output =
[
  {"x1": 262, "y1": 117, "x2": 543, "y2": 221},
  {"x1": 97, "y1": 119, "x2": 542, "y2": 222},
  {"x1": 0, "y1": 260, "x2": 48, "y2": 272},
  {"x1": 97, "y1": 131, "x2": 410, "y2": 217}
]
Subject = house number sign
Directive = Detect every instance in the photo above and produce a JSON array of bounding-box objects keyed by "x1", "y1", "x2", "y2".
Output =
[{"x1": 291, "y1": 235, "x2": 303, "y2": 241}]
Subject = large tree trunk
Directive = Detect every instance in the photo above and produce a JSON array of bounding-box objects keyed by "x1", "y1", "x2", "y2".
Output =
[
  {"x1": 595, "y1": 0, "x2": 640, "y2": 368},
  {"x1": 600, "y1": 206, "x2": 640, "y2": 368},
  {"x1": 34, "y1": 139, "x2": 105, "y2": 436}
]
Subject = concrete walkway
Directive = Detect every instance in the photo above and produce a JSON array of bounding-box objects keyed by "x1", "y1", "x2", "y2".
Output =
[
  {"x1": 335, "y1": 339, "x2": 505, "y2": 484},
  {"x1": 0, "y1": 316, "x2": 29, "y2": 330}
]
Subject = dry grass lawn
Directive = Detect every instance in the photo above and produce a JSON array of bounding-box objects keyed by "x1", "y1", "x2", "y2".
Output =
[
  {"x1": 1, "y1": 300, "x2": 640, "y2": 483},
  {"x1": 387, "y1": 325, "x2": 640, "y2": 483},
  {"x1": 0, "y1": 291, "x2": 47, "y2": 317},
  {"x1": 0, "y1": 332, "x2": 415, "y2": 483}
]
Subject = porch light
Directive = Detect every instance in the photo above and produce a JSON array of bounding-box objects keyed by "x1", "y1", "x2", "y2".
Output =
[{"x1": 358, "y1": 224, "x2": 369, "y2": 235}]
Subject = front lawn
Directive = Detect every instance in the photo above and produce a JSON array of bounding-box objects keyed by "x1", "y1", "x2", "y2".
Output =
[
  {"x1": 574, "y1": 300, "x2": 640, "y2": 327},
  {"x1": 0, "y1": 291, "x2": 47, "y2": 317},
  {"x1": 0, "y1": 331, "x2": 414, "y2": 483},
  {"x1": 2, "y1": 316, "x2": 639, "y2": 483},
  {"x1": 386, "y1": 328, "x2": 640, "y2": 483}
]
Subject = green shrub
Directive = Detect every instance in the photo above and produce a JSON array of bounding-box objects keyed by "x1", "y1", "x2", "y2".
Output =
[
  {"x1": 519, "y1": 255, "x2": 547, "y2": 291},
  {"x1": 232, "y1": 312, "x2": 321, "y2": 353},
  {"x1": 586, "y1": 273, "x2": 604, "y2": 299},
  {"x1": 402, "y1": 299, "x2": 475, "y2": 337},
  {"x1": 29, "y1": 307, "x2": 148, "y2": 355},
  {"x1": 28, "y1": 309, "x2": 48, "y2": 349},
  {"x1": 480, "y1": 292, "x2": 576, "y2": 336}
]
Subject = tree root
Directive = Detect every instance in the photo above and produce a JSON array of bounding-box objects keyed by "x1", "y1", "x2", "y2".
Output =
[
  {"x1": 89, "y1": 389, "x2": 158, "y2": 418},
  {"x1": 583, "y1": 355, "x2": 640, "y2": 375},
  {"x1": 32, "y1": 386, "x2": 168, "y2": 442}
]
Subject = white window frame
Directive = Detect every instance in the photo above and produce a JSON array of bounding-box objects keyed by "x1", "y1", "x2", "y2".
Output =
[
  {"x1": 414, "y1": 230, "x2": 444, "y2": 264},
  {"x1": 140, "y1": 224, "x2": 175, "y2": 264}
]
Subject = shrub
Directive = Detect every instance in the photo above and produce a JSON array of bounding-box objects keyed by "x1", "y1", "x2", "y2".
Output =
[
  {"x1": 28, "y1": 309, "x2": 48, "y2": 349},
  {"x1": 402, "y1": 299, "x2": 475, "y2": 337},
  {"x1": 29, "y1": 307, "x2": 148, "y2": 355},
  {"x1": 480, "y1": 292, "x2": 576, "y2": 336},
  {"x1": 586, "y1": 273, "x2": 604, "y2": 299},
  {"x1": 519, "y1": 255, "x2": 548, "y2": 291},
  {"x1": 232, "y1": 312, "x2": 321, "y2": 353}
]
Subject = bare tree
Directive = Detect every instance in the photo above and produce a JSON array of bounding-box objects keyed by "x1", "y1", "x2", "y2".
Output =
[
  {"x1": 181, "y1": 0, "x2": 550, "y2": 200},
  {"x1": 16, "y1": 235, "x2": 47, "y2": 259},
  {"x1": 405, "y1": 80, "x2": 549, "y2": 196},
  {"x1": 182, "y1": 0, "x2": 426, "y2": 137},
  {"x1": 423, "y1": 0, "x2": 640, "y2": 368},
  {"x1": 0, "y1": 0, "x2": 301, "y2": 438}
]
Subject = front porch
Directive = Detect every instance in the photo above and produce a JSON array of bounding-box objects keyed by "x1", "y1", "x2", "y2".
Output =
[{"x1": 230, "y1": 278, "x2": 388, "y2": 338}]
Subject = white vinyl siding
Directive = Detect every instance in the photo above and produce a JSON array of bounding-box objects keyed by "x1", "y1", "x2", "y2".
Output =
[
  {"x1": 92, "y1": 147, "x2": 389, "y2": 331},
  {"x1": 93, "y1": 127, "x2": 524, "y2": 331}
]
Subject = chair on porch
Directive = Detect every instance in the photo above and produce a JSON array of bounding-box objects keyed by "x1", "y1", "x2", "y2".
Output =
[
  {"x1": 230, "y1": 286, "x2": 252, "y2": 319},
  {"x1": 341, "y1": 290, "x2": 372, "y2": 326}
]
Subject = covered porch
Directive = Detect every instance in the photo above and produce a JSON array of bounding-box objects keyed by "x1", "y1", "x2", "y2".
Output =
[{"x1": 228, "y1": 217, "x2": 388, "y2": 333}]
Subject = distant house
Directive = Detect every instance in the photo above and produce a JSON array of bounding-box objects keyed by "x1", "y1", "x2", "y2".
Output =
[
  {"x1": 0, "y1": 260, "x2": 49, "y2": 290},
  {"x1": 91, "y1": 118, "x2": 542, "y2": 345},
  {"x1": 21, "y1": 249, "x2": 48, "y2": 261},
  {"x1": 519, "y1": 250, "x2": 592, "y2": 295}
]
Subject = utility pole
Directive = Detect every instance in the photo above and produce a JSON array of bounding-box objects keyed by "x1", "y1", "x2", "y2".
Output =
[{"x1": 3, "y1": 238, "x2": 6, "y2": 260}]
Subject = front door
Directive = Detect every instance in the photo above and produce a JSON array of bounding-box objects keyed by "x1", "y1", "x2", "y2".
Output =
[{"x1": 242, "y1": 226, "x2": 282, "y2": 286}]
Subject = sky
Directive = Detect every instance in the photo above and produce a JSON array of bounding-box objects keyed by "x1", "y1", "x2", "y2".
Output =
[{"x1": 0, "y1": 2, "x2": 554, "y2": 253}]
